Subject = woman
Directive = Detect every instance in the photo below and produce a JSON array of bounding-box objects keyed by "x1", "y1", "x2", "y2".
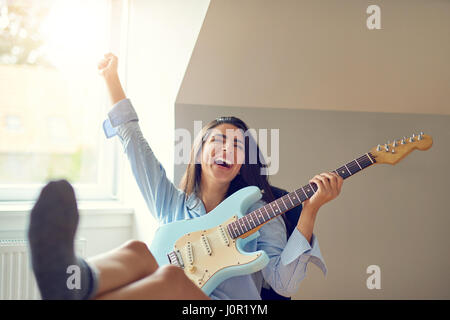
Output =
[
  {"x1": 99, "y1": 53, "x2": 343, "y2": 299},
  {"x1": 28, "y1": 53, "x2": 343, "y2": 300}
]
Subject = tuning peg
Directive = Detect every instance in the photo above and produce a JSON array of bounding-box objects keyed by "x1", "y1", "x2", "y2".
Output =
[
  {"x1": 418, "y1": 132, "x2": 423, "y2": 140},
  {"x1": 376, "y1": 144, "x2": 381, "y2": 151}
]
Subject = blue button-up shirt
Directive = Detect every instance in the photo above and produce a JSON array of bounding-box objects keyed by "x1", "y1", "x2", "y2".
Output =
[{"x1": 103, "y1": 98, "x2": 327, "y2": 299}]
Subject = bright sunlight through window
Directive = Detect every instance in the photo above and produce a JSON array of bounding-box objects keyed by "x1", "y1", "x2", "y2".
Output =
[{"x1": 0, "y1": 0, "x2": 121, "y2": 200}]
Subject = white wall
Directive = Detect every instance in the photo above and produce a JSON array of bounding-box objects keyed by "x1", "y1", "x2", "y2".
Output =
[{"x1": 121, "y1": 0, "x2": 210, "y2": 244}]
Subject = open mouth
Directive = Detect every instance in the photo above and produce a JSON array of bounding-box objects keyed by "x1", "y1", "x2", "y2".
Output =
[{"x1": 214, "y1": 158, "x2": 233, "y2": 169}]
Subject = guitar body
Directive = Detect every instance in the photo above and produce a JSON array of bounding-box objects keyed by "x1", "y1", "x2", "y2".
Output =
[{"x1": 149, "y1": 186, "x2": 270, "y2": 295}]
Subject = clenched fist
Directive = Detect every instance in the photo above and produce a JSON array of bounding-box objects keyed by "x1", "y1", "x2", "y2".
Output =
[
  {"x1": 98, "y1": 52, "x2": 126, "y2": 104},
  {"x1": 98, "y1": 52, "x2": 118, "y2": 79}
]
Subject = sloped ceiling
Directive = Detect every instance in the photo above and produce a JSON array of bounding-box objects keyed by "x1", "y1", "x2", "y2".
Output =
[{"x1": 177, "y1": 0, "x2": 450, "y2": 115}]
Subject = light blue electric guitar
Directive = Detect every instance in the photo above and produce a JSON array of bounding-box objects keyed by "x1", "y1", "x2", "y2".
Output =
[{"x1": 150, "y1": 133, "x2": 432, "y2": 295}]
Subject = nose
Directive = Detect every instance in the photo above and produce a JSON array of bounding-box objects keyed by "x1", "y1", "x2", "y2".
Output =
[
  {"x1": 221, "y1": 140, "x2": 233, "y2": 152},
  {"x1": 223, "y1": 144, "x2": 240, "y2": 163}
]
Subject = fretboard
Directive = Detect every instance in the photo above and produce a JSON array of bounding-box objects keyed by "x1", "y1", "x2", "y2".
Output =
[{"x1": 226, "y1": 152, "x2": 376, "y2": 239}]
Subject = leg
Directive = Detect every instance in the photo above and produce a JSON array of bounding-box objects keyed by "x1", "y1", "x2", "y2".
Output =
[
  {"x1": 95, "y1": 265, "x2": 210, "y2": 300},
  {"x1": 87, "y1": 240, "x2": 159, "y2": 297},
  {"x1": 28, "y1": 180, "x2": 206, "y2": 300},
  {"x1": 28, "y1": 180, "x2": 155, "y2": 299},
  {"x1": 28, "y1": 180, "x2": 96, "y2": 299}
]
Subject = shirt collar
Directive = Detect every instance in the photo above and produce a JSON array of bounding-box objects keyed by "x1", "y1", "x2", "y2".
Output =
[{"x1": 186, "y1": 193, "x2": 206, "y2": 216}]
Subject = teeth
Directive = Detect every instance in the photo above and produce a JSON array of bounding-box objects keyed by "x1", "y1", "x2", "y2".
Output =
[{"x1": 215, "y1": 158, "x2": 232, "y2": 167}]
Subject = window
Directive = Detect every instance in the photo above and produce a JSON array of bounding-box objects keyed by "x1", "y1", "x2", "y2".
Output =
[{"x1": 0, "y1": 0, "x2": 128, "y2": 201}]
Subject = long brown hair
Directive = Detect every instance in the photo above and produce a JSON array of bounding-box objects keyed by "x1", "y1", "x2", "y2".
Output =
[{"x1": 179, "y1": 116, "x2": 276, "y2": 209}]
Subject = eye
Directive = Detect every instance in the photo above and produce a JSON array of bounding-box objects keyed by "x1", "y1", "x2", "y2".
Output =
[{"x1": 212, "y1": 135, "x2": 224, "y2": 143}]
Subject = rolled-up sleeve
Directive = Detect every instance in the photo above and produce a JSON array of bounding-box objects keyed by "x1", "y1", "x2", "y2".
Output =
[
  {"x1": 251, "y1": 201, "x2": 327, "y2": 297},
  {"x1": 103, "y1": 98, "x2": 139, "y2": 138},
  {"x1": 103, "y1": 98, "x2": 184, "y2": 224},
  {"x1": 281, "y1": 229, "x2": 327, "y2": 275}
]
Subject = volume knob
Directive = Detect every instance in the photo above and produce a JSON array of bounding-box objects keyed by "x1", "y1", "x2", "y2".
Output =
[{"x1": 187, "y1": 265, "x2": 196, "y2": 273}]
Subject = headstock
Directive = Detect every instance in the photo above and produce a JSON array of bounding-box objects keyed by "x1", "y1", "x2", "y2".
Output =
[{"x1": 370, "y1": 132, "x2": 433, "y2": 165}]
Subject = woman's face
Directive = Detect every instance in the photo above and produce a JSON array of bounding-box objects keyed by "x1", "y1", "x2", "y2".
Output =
[{"x1": 200, "y1": 123, "x2": 245, "y2": 185}]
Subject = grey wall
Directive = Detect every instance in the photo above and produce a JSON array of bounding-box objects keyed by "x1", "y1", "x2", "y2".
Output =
[
  {"x1": 175, "y1": 104, "x2": 450, "y2": 299},
  {"x1": 173, "y1": 0, "x2": 450, "y2": 299}
]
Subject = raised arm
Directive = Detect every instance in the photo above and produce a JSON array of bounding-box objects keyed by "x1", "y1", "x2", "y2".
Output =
[
  {"x1": 98, "y1": 53, "x2": 185, "y2": 224},
  {"x1": 98, "y1": 53, "x2": 126, "y2": 105}
]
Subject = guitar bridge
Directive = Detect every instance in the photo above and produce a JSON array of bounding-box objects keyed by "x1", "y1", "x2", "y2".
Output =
[{"x1": 167, "y1": 250, "x2": 184, "y2": 269}]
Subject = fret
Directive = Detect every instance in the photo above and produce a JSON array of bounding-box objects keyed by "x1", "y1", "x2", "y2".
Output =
[
  {"x1": 233, "y1": 223, "x2": 240, "y2": 237},
  {"x1": 267, "y1": 204, "x2": 276, "y2": 218},
  {"x1": 290, "y1": 190, "x2": 304, "y2": 205},
  {"x1": 272, "y1": 201, "x2": 282, "y2": 214},
  {"x1": 248, "y1": 214, "x2": 257, "y2": 228},
  {"x1": 294, "y1": 189, "x2": 305, "y2": 202},
  {"x1": 259, "y1": 208, "x2": 268, "y2": 222},
  {"x1": 280, "y1": 196, "x2": 289, "y2": 211},
  {"x1": 332, "y1": 170, "x2": 342, "y2": 179},
  {"x1": 254, "y1": 211, "x2": 262, "y2": 225},
  {"x1": 340, "y1": 165, "x2": 351, "y2": 178},
  {"x1": 287, "y1": 193, "x2": 295, "y2": 207},
  {"x1": 236, "y1": 220, "x2": 244, "y2": 235},
  {"x1": 361, "y1": 155, "x2": 372, "y2": 167},
  {"x1": 232, "y1": 223, "x2": 238, "y2": 238},
  {"x1": 252, "y1": 214, "x2": 259, "y2": 227},
  {"x1": 354, "y1": 159, "x2": 362, "y2": 170},
  {"x1": 358, "y1": 154, "x2": 373, "y2": 168},
  {"x1": 303, "y1": 187, "x2": 309, "y2": 198},
  {"x1": 303, "y1": 185, "x2": 314, "y2": 198},
  {"x1": 348, "y1": 161, "x2": 360, "y2": 175},
  {"x1": 244, "y1": 216, "x2": 251, "y2": 231},
  {"x1": 227, "y1": 224, "x2": 236, "y2": 239},
  {"x1": 263, "y1": 206, "x2": 271, "y2": 220},
  {"x1": 233, "y1": 222, "x2": 240, "y2": 238},
  {"x1": 366, "y1": 152, "x2": 375, "y2": 164},
  {"x1": 299, "y1": 187, "x2": 308, "y2": 200},
  {"x1": 298, "y1": 189, "x2": 307, "y2": 202},
  {"x1": 310, "y1": 182, "x2": 318, "y2": 193},
  {"x1": 344, "y1": 164, "x2": 352, "y2": 176},
  {"x1": 356, "y1": 156, "x2": 367, "y2": 169}
]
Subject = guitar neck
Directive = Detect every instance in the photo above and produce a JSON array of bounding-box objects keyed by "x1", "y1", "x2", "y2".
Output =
[{"x1": 227, "y1": 152, "x2": 377, "y2": 239}]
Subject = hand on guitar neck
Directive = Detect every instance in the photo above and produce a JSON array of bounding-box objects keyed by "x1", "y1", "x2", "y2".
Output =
[{"x1": 296, "y1": 172, "x2": 343, "y2": 244}]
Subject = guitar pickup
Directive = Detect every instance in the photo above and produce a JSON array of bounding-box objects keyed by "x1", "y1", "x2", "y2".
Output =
[
  {"x1": 186, "y1": 241, "x2": 194, "y2": 264},
  {"x1": 218, "y1": 225, "x2": 230, "y2": 246},
  {"x1": 201, "y1": 234, "x2": 212, "y2": 256}
]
